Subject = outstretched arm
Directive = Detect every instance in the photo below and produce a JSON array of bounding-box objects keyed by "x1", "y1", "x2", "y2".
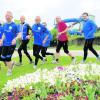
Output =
[
  {"x1": 64, "y1": 18, "x2": 82, "y2": 28},
  {"x1": 63, "y1": 18, "x2": 82, "y2": 23}
]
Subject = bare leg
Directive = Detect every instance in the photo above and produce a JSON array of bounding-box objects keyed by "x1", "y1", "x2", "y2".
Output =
[
  {"x1": 67, "y1": 52, "x2": 74, "y2": 58},
  {"x1": 6, "y1": 61, "x2": 14, "y2": 76}
]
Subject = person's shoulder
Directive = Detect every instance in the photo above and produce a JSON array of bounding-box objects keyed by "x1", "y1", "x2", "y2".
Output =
[
  {"x1": 3, "y1": 22, "x2": 7, "y2": 26},
  {"x1": 40, "y1": 23, "x2": 47, "y2": 30},
  {"x1": 11, "y1": 22, "x2": 16, "y2": 25},
  {"x1": 59, "y1": 21, "x2": 67, "y2": 27},
  {"x1": 88, "y1": 19, "x2": 96, "y2": 25},
  {"x1": 2, "y1": 23, "x2": 9, "y2": 28},
  {"x1": 32, "y1": 23, "x2": 36, "y2": 27},
  {"x1": 11, "y1": 22, "x2": 18, "y2": 27},
  {"x1": 25, "y1": 23, "x2": 29, "y2": 26},
  {"x1": 60, "y1": 21, "x2": 66, "y2": 25},
  {"x1": 32, "y1": 24, "x2": 36, "y2": 26},
  {"x1": 39, "y1": 23, "x2": 45, "y2": 27},
  {"x1": 88, "y1": 19, "x2": 94, "y2": 23}
]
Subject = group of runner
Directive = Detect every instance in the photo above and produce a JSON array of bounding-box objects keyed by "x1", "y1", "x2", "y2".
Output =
[{"x1": 0, "y1": 11, "x2": 99, "y2": 76}]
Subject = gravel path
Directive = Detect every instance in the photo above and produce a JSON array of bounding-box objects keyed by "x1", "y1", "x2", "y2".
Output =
[{"x1": 12, "y1": 48, "x2": 100, "y2": 58}]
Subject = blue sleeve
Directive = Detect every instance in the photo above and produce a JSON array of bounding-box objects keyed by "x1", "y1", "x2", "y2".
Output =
[
  {"x1": 63, "y1": 18, "x2": 82, "y2": 23},
  {"x1": 49, "y1": 31, "x2": 53, "y2": 41},
  {"x1": 47, "y1": 31, "x2": 53, "y2": 41},
  {"x1": 87, "y1": 20, "x2": 97, "y2": 37},
  {"x1": 68, "y1": 30, "x2": 82, "y2": 35}
]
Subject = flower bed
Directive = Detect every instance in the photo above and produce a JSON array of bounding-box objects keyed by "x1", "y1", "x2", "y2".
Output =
[{"x1": 0, "y1": 63, "x2": 100, "y2": 100}]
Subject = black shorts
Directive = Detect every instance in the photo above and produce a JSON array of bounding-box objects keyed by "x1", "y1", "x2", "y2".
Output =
[
  {"x1": 1, "y1": 45, "x2": 16, "y2": 61},
  {"x1": 56, "y1": 40, "x2": 69, "y2": 54},
  {"x1": 33, "y1": 44, "x2": 42, "y2": 56}
]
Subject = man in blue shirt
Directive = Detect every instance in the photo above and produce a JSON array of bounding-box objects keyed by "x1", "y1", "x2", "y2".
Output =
[
  {"x1": 0, "y1": 11, "x2": 20, "y2": 76},
  {"x1": 64, "y1": 12, "x2": 100, "y2": 62},
  {"x1": 41, "y1": 22, "x2": 54, "y2": 61},
  {"x1": 32, "y1": 16, "x2": 47, "y2": 68},
  {"x1": 16, "y1": 16, "x2": 33, "y2": 66}
]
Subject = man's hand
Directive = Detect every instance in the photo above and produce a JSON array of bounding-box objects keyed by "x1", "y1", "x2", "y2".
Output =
[
  {"x1": 68, "y1": 25, "x2": 74, "y2": 28},
  {"x1": 42, "y1": 40, "x2": 46, "y2": 46},
  {"x1": 12, "y1": 38, "x2": 16, "y2": 45},
  {"x1": 57, "y1": 32, "x2": 61, "y2": 39},
  {"x1": 0, "y1": 40, "x2": 2, "y2": 46},
  {"x1": 26, "y1": 35, "x2": 31, "y2": 40},
  {"x1": 77, "y1": 31, "x2": 82, "y2": 36}
]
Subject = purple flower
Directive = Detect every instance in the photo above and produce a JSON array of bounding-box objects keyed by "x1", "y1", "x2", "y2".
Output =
[
  {"x1": 54, "y1": 93, "x2": 58, "y2": 97},
  {"x1": 57, "y1": 66, "x2": 64, "y2": 71}
]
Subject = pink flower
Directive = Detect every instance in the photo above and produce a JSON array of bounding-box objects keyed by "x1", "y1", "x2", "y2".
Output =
[
  {"x1": 8, "y1": 96, "x2": 13, "y2": 100},
  {"x1": 57, "y1": 66, "x2": 64, "y2": 71}
]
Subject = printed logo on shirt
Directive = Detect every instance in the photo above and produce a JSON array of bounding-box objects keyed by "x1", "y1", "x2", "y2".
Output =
[
  {"x1": 38, "y1": 27, "x2": 41, "y2": 30},
  {"x1": 9, "y1": 26, "x2": 12, "y2": 30}
]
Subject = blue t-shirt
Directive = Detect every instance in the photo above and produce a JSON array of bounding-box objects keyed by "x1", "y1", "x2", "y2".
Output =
[
  {"x1": 3, "y1": 22, "x2": 19, "y2": 46},
  {"x1": 32, "y1": 23, "x2": 46, "y2": 46},
  {"x1": 42, "y1": 29, "x2": 53, "y2": 47},
  {"x1": 18, "y1": 23, "x2": 31, "y2": 40}
]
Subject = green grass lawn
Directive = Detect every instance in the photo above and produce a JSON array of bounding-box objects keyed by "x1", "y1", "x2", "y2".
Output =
[
  {"x1": 50, "y1": 45, "x2": 100, "y2": 50},
  {"x1": 0, "y1": 56, "x2": 100, "y2": 91},
  {"x1": 69, "y1": 45, "x2": 100, "y2": 50}
]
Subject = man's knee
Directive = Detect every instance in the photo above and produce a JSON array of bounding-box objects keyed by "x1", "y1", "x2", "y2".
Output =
[
  {"x1": 23, "y1": 50, "x2": 28, "y2": 54},
  {"x1": 64, "y1": 49, "x2": 69, "y2": 54},
  {"x1": 33, "y1": 52, "x2": 37, "y2": 56},
  {"x1": 56, "y1": 48, "x2": 60, "y2": 53},
  {"x1": 83, "y1": 47, "x2": 88, "y2": 51},
  {"x1": 89, "y1": 47, "x2": 93, "y2": 51},
  {"x1": 18, "y1": 48, "x2": 21, "y2": 53}
]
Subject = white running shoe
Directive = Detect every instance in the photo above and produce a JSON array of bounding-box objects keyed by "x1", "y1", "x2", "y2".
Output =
[
  {"x1": 33, "y1": 65, "x2": 37, "y2": 69},
  {"x1": 97, "y1": 55, "x2": 100, "y2": 61},
  {"x1": 72, "y1": 58, "x2": 76, "y2": 64},
  {"x1": 81, "y1": 60, "x2": 86, "y2": 64},
  {"x1": 7, "y1": 70, "x2": 12, "y2": 76},
  {"x1": 42, "y1": 57, "x2": 46, "y2": 64},
  {"x1": 30, "y1": 61, "x2": 34, "y2": 64},
  {"x1": 15, "y1": 62, "x2": 22, "y2": 66},
  {"x1": 52, "y1": 55, "x2": 55, "y2": 60}
]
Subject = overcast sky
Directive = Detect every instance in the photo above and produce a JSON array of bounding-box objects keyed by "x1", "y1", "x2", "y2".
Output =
[{"x1": 0, "y1": 0, "x2": 100, "y2": 28}]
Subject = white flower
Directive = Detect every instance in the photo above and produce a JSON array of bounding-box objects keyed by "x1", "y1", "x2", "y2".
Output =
[{"x1": 2, "y1": 63, "x2": 100, "y2": 93}]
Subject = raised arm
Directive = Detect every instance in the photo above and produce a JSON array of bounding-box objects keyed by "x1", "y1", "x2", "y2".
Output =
[{"x1": 63, "y1": 18, "x2": 82, "y2": 23}]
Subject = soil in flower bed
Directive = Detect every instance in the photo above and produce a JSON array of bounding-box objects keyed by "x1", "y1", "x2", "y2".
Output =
[{"x1": 0, "y1": 80, "x2": 100, "y2": 100}]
